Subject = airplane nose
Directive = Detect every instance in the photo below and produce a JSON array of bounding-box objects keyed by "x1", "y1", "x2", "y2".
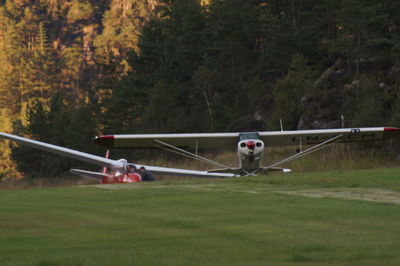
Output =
[{"x1": 247, "y1": 141, "x2": 255, "y2": 150}]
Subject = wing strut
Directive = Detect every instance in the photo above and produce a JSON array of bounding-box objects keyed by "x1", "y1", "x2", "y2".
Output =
[
  {"x1": 153, "y1": 139, "x2": 234, "y2": 171},
  {"x1": 260, "y1": 134, "x2": 343, "y2": 173}
]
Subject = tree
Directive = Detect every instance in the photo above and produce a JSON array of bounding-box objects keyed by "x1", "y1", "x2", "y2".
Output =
[
  {"x1": 12, "y1": 90, "x2": 102, "y2": 178},
  {"x1": 67, "y1": 0, "x2": 93, "y2": 24},
  {"x1": 94, "y1": 0, "x2": 159, "y2": 74},
  {"x1": 270, "y1": 54, "x2": 315, "y2": 130},
  {"x1": 333, "y1": 0, "x2": 392, "y2": 76},
  {"x1": 0, "y1": 3, "x2": 60, "y2": 126},
  {"x1": 342, "y1": 75, "x2": 384, "y2": 127},
  {"x1": 100, "y1": 0, "x2": 210, "y2": 133},
  {"x1": 0, "y1": 109, "x2": 21, "y2": 180}
]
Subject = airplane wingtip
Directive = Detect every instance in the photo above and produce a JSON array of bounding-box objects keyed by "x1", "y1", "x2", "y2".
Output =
[
  {"x1": 383, "y1": 127, "x2": 400, "y2": 140},
  {"x1": 93, "y1": 135, "x2": 115, "y2": 148}
]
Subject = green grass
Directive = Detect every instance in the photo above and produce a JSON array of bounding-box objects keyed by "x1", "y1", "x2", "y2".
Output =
[{"x1": 1, "y1": 168, "x2": 400, "y2": 265}]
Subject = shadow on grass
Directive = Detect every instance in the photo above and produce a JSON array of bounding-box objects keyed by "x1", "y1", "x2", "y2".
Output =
[{"x1": 0, "y1": 176, "x2": 97, "y2": 191}]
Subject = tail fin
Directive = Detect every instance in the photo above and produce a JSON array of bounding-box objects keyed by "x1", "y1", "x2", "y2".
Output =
[
  {"x1": 102, "y1": 149, "x2": 110, "y2": 174},
  {"x1": 101, "y1": 149, "x2": 110, "y2": 184}
]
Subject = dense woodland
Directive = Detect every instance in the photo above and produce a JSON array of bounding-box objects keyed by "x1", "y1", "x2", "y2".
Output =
[{"x1": 0, "y1": 0, "x2": 400, "y2": 179}]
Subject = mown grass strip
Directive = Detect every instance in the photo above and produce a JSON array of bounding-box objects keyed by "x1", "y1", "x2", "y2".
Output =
[{"x1": 0, "y1": 168, "x2": 400, "y2": 265}]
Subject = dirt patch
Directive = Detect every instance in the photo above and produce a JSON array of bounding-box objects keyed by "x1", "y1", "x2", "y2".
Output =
[
  {"x1": 278, "y1": 188, "x2": 400, "y2": 205},
  {"x1": 85, "y1": 183, "x2": 400, "y2": 205}
]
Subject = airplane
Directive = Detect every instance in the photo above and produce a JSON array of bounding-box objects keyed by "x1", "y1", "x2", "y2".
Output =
[
  {"x1": 1, "y1": 127, "x2": 399, "y2": 183},
  {"x1": 93, "y1": 127, "x2": 400, "y2": 176},
  {"x1": 0, "y1": 132, "x2": 237, "y2": 184}
]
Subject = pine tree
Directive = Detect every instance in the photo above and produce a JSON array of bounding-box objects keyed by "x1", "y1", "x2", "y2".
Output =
[
  {"x1": 333, "y1": 1, "x2": 391, "y2": 75},
  {"x1": 0, "y1": 109, "x2": 22, "y2": 180},
  {"x1": 94, "y1": 0, "x2": 159, "y2": 74},
  {"x1": 271, "y1": 54, "x2": 315, "y2": 130},
  {"x1": 12, "y1": 90, "x2": 102, "y2": 178}
]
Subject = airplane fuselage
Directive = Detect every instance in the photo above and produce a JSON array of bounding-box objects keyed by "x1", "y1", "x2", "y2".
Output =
[
  {"x1": 237, "y1": 133, "x2": 264, "y2": 173},
  {"x1": 101, "y1": 172, "x2": 142, "y2": 184}
]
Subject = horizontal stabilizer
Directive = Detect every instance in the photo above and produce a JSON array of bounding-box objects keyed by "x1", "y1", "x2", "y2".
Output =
[{"x1": 70, "y1": 169, "x2": 110, "y2": 179}]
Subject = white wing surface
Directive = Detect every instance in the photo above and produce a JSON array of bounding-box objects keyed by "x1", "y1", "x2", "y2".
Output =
[
  {"x1": 0, "y1": 132, "x2": 123, "y2": 169},
  {"x1": 93, "y1": 127, "x2": 400, "y2": 149},
  {"x1": 93, "y1": 133, "x2": 239, "y2": 149},
  {"x1": 133, "y1": 164, "x2": 236, "y2": 178},
  {"x1": 260, "y1": 127, "x2": 400, "y2": 146}
]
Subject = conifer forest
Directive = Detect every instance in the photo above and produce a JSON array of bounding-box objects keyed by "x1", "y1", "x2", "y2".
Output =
[{"x1": 0, "y1": 0, "x2": 400, "y2": 179}]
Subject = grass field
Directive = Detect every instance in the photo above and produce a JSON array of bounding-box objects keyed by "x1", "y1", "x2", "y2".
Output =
[{"x1": 1, "y1": 168, "x2": 400, "y2": 265}]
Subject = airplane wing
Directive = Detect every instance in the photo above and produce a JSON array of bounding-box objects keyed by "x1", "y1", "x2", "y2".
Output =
[
  {"x1": 133, "y1": 164, "x2": 236, "y2": 178},
  {"x1": 0, "y1": 132, "x2": 237, "y2": 178},
  {"x1": 93, "y1": 132, "x2": 239, "y2": 149},
  {"x1": 0, "y1": 132, "x2": 124, "y2": 169},
  {"x1": 93, "y1": 127, "x2": 400, "y2": 149},
  {"x1": 207, "y1": 166, "x2": 292, "y2": 176},
  {"x1": 259, "y1": 127, "x2": 400, "y2": 146},
  {"x1": 69, "y1": 167, "x2": 235, "y2": 179}
]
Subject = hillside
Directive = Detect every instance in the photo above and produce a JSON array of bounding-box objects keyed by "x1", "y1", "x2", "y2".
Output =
[{"x1": 0, "y1": 0, "x2": 399, "y2": 179}]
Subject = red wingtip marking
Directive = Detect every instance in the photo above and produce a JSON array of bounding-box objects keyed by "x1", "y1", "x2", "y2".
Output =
[
  {"x1": 384, "y1": 127, "x2": 400, "y2": 131},
  {"x1": 93, "y1": 135, "x2": 115, "y2": 148},
  {"x1": 383, "y1": 127, "x2": 400, "y2": 140}
]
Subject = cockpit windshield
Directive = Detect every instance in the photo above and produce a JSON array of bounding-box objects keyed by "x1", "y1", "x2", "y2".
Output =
[{"x1": 239, "y1": 132, "x2": 260, "y2": 141}]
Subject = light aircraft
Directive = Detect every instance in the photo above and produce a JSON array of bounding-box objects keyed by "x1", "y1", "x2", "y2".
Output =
[
  {"x1": 93, "y1": 127, "x2": 400, "y2": 176},
  {"x1": 1, "y1": 127, "x2": 399, "y2": 183},
  {"x1": 0, "y1": 132, "x2": 236, "y2": 184}
]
